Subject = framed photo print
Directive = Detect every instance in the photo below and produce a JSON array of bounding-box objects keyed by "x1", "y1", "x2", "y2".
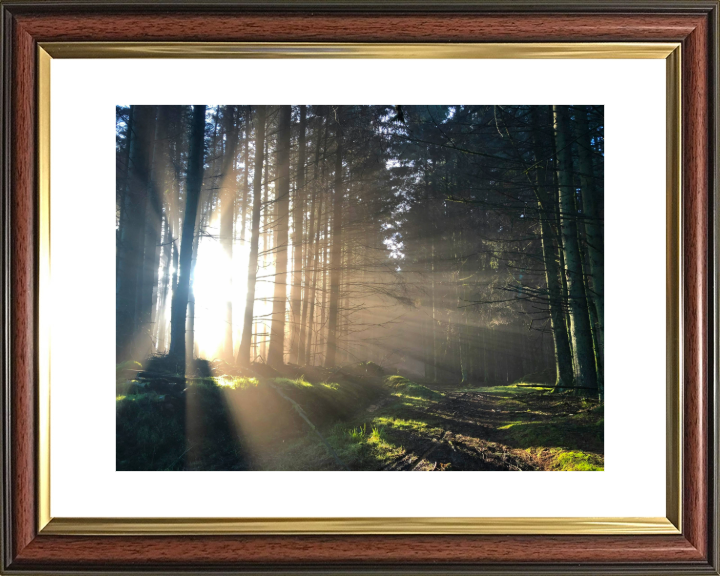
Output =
[{"x1": 1, "y1": 2, "x2": 717, "y2": 574}]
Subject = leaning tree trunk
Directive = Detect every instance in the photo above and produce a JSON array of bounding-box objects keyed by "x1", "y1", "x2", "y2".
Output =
[
  {"x1": 324, "y1": 113, "x2": 344, "y2": 368},
  {"x1": 237, "y1": 106, "x2": 267, "y2": 365},
  {"x1": 553, "y1": 105, "x2": 598, "y2": 392},
  {"x1": 289, "y1": 106, "x2": 307, "y2": 363},
  {"x1": 573, "y1": 105, "x2": 604, "y2": 392},
  {"x1": 168, "y1": 105, "x2": 206, "y2": 372},
  {"x1": 267, "y1": 106, "x2": 292, "y2": 368},
  {"x1": 531, "y1": 106, "x2": 574, "y2": 389}
]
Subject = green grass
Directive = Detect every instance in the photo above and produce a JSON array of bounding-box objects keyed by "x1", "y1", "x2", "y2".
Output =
[
  {"x1": 212, "y1": 375, "x2": 260, "y2": 389},
  {"x1": 274, "y1": 376, "x2": 314, "y2": 389},
  {"x1": 117, "y1": 366, "x2": 603, "y2": 472},
  {"x1": 117, "y1": 364, "x2": 387, "y2": 471},
  {"x1": 489, "y1": 388, "x2": 604, "y2": 470},
  {"x1": 385, "y1": 375, "x2": 444, "y2": 400},
  {"x1": 554, "y1": 450, "x2": 603, "y2": 471},
  {"x1": 263, "y1": 374, "x2": 447, "y2": 470},
  {"x1": 465, "y1": 383, "x2": 547, "y2": 395}
]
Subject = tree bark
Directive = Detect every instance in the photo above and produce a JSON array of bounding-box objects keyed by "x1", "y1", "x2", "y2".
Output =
[
  {"x1": 267, "y1": 106, "x2": 292, "y2": 368},
  {"x1": 298, "y1": 115, "x2": 324, "y2": 364},
  {"x1": 573, "y1": 105, "x2": 604, "y2": 392},
  {"x1": 239, "y1": 107, "x2": 250, "y2": 244},
  {"x1": 289, "y1": 106, "x2": 307, "y2": 363},
  {"x1": 553, "y1": 105, "x2": 598, "y2": 392},
  {"x1": 237, "y1": 106, "x2": 267, "y2": 365},
  {"x1": 117, "y1": 105, "x2": 155, "y2": 362},
  {"x1": 155, "y1": 213, "x2": 172, "y2": 353},
  {"x1": 324, "y1": 112, "x2": 344, "y2": 367},
  {"x1": 168, "y1": 105, "x2": 206, "y2": 371},
  {"x1": 219, "y1": 105, "x2": 239, "y2": 362},
  {"x1": 531, "y1": 106, "x2": 574, "y2": 389}
]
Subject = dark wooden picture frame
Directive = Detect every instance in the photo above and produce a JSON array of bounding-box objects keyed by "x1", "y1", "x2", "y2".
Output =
[{"x1": 1, "y1": 1, "x2": 718, "y2": 573}]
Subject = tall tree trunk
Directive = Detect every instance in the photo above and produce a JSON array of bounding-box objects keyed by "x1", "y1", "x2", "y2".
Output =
[
  {"x1": 168, "y1": 105, "x2": 206, "y2": 372},
  {"x1": 261, "y1": 135, "x2": 272, "y2": 361},
  {"x1": 318, "y1": 202, "x2": 330, "y2": 366},
  {"x1": 289, "y1": 106, "x2": 307, "y2": 363},
  {"x1": 324, "y1": 113, "x2": 344, "y2": 367},
  {"x1": 138, "y1": 108, "x2": 169, "y2": 358},
  {"x1": 116, "y1": 106, "x2": 134, "y2": 293},
  {"x1": 573, "y1": 105, "x2": 604, "y2": 392},
  {"x1": 239, "y1": 107, "x2": 251, "y2": 244},
  {"x1": 237, "y1": 106, "x2": 267, "y2": 365},
  {"x1": 155, "y1": 213, "x2": 172, "y2": 353},
  {"x1": 530, "y1": 106, "x2": 574, "y2": 389},
  {"x1": 117, "y1": 105, "x2": 155, "y2": 361},
  {"x1": 553, "y1": 105, "x2": 598, "y2": 392},
  {"x1": 268, "y1": 106, "x2": 292, "y2": 368},
  {"x1": 298, "y1": 115, "x2": 324, "y2": 364},
  {"x1": 304, "y1": 193, "x2": 323, "y2": 366},
  {"x1": 219, "y1": 105, "x2": 239, "y2": 362},
  {"x1": 430, "y1": 237, "x2": 438, "y2": 382}
]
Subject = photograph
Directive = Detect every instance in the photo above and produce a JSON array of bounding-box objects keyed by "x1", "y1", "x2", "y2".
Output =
[{"x1": 115, "y1": 104, "x2": 604, "y2": 472}]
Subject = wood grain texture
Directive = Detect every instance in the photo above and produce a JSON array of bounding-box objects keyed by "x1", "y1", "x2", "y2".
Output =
[
  {"x1": 9, "y1": 17, "x2": 37, "y2": 562},
  {"x1": 681, "y1": 11, "x2": 710, "y2": 561},
  {"x1": 2, "y1": 4, "x2": 716, "y2": 573},
  {"x1": 13, "y1": 12, "x2": 704, "y2": 42},
  {"x1": 10, "y1": 534, "x2": 706, "y2": 567}
]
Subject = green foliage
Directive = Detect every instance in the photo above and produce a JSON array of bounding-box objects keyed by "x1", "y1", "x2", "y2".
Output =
[
  {"x1": 213, "y1": 375, "x2": 259, "y2": 389},
  {"x1": 384, "y1": 375, "x2": 444, "y2": 400},
  {"x1": 117, "y1": 365, "x2": 386, "y2": 471},
  {"x1": 554, "y1": 450, "x2": 603, "y2": 471},
  {"x1": 117, "y1": 364, "x2": 603, "y2": 472},
  {"x1": 347, "y1": 423, "x2": 367, "y2": 441},
  {"x1": 274, "y1": 376, "x2": 313, "y2": 389},
  {"x1": 116, "y1": 392, "x2": 187, "y2": 471}
]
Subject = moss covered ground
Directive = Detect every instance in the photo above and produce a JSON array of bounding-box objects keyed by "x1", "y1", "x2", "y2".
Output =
[{"x1": 116, "y1": 359, "x2": 603, "y2": 471}]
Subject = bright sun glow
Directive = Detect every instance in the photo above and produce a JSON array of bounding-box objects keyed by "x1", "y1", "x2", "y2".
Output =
[
  {"x1": 189, "y1": 212, "x2": 278, "y2": 361},
  {"x1": 192, "y1": 230, "x2": 235, "y2": 360}
]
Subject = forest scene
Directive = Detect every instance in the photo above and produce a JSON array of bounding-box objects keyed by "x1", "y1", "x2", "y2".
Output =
[{"x1": 116, "y1": 104, "x2": 604, "y2": 472}]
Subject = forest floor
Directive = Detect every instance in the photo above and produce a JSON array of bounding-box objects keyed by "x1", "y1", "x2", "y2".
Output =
[{"x1": 116, "y1": 360, "x2": 604, "y2": 471}]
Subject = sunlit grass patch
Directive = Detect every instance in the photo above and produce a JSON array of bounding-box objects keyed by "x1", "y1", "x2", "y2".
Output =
[
  {"x1": 347, "y1": 423, "x2": 367, "y2": 441},
  {"x1": 375, "y1": 415, "x2": 426, "y2": 430},
  {"x1": 494, "y1": 402, "x2": 604, "y2": 465},
  {"x1": 274, "y1": 376, "x2": 313, "y2": 389},
  {"x1": 215, "y1": 375, "x2": 259, "y2": 389},
  {"x1": 385, "y1": 375, "x2": 443, "y2": 401},
  {"x1": 331, "y1": 421, "x2": 404, "y2": 467},
  {"x1": 554, "y1": 450, "x2": 603, "y2": 471}
]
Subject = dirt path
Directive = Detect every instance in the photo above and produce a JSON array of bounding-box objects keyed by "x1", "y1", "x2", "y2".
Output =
[
  {"x1": 379, "y1": 388, "x2": 541, "y2": 471},
  {"x1": 371, "y1": 382, "x2": 603, "y2": 472}
]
